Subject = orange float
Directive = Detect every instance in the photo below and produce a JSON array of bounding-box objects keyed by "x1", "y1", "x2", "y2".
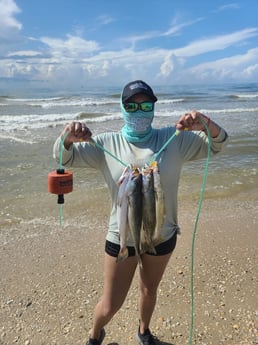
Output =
[{"x1": 48, "y1": 168, "x2": 73, "y2": 204}]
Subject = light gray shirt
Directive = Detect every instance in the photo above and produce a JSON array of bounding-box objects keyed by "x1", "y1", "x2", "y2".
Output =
[{"x1": 53, "y1": 127, "x2": 228, "y2": 245}]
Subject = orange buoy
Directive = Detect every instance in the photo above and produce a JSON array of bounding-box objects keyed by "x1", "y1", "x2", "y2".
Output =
[{"x1": 48, "y1": 169, "x2": 73, "y2": 204}]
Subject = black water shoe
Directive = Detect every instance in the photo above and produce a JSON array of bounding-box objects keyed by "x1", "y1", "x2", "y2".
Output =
[
  {"x1": 136, "y1": 328, "x2": 157, "y2": 345},
  {"x1": 86, "y1": 328, "x2": 105, "y2": 345}
]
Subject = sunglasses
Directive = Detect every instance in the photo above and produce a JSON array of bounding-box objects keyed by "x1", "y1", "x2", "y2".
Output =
[{"x1": 123, "y1": 101, "x2": 154, "y2": 113}]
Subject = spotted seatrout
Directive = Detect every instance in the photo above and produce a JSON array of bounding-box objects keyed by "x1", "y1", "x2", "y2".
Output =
[
  {"x1": 151, "y1": 161, "x2": 165, "y2": 244},
  {"x1": 141, "y1": 165, "x2": 157, "y2": 254},
  {"x1": 116, "y1": 166, "x2": 131, "y2": 262},
  {"x1": 116, "y1": 165, "x2": 143, "y2": 267},
  {"x1": 126, "y1": 167, "x2": 143, "y2": 267}
]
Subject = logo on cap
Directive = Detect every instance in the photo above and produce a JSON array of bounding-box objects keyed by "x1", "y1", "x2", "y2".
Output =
[{"x1": 130, "y1": 82, "x2": 148, "y2": 91}]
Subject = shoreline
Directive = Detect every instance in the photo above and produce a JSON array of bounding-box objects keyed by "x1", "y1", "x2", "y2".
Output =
[{"x1": 0, "y1": 196, "x2": 257, "y2": 345}]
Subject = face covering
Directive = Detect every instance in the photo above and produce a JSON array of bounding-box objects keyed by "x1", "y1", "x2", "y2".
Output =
[{"x1": 120, "y1": 99, "x2": 154, "y2": 143}]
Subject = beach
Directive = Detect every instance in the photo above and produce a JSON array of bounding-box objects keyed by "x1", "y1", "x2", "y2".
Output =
[
  {"x1": 0, "y1": 83, "x2": 257, "y2": 344},
  {"x1": 0, "y1": 194, "x2": 257, "y2": 345}
]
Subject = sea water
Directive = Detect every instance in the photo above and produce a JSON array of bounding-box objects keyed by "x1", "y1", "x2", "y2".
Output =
[{"x1": 0, "y1": 83, "x2": 257, "y2": 229}]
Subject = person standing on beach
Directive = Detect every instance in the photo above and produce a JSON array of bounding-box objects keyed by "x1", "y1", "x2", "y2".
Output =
[{"x1": 53, "y1": 80, "x2": 228, "y2": 345}]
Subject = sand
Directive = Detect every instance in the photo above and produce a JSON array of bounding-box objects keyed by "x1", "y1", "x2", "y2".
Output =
[{"x1": 0, "y1": 196, "x2": 257, "y2": 345}]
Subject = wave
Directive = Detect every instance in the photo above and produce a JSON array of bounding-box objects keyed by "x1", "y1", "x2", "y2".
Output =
[
  {"x1": 155, "y1": 107, "x2": 258, "y2": 117},
  {"x1": 200, "y1": 107, "x2": 258, "y2": 114},
  {"x1": 229, "y1": 94, "x2": 258, "y2": 99},
  {"x1": 0, "y1": 105, "x2": 257, "y2": 131},
  {"x1": 0, "y1": 111, "x2": 122, "y2": 132},
  {"x1": 0, "y1": 134, "x2": 35, "y2": 144},
  {"x1": 0, "y1": 95, "x2": 119, "y2": 108},
  {"x1": 158, "y1": 98, "x2": 185, "y2": 104}
]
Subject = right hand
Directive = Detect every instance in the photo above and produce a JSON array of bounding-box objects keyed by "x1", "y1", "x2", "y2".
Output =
[{"x1": 61, "y1": 122, "x2": 92, "y2": 149}]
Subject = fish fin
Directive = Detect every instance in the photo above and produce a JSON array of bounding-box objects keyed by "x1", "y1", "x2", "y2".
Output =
[
  {"x1": 147, "y1": 244, "x2": 157, "y2": 255},
  {"x1": 116, "y1": 247, "x2": 128, "y2": 263},
  {"x1": 152, "y1": 235, "x2": 164, "y2": 246},
  {"x1": 137, "y1": 255, "x2": 143, "y2": 270},
  {"x1": 141, "y1": 240, "x2": 157, "y2": 255}
]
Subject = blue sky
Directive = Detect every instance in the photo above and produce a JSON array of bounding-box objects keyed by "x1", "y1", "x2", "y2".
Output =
[{"x1": 1, "y1": 0, "x2": 258, "y2": 92}]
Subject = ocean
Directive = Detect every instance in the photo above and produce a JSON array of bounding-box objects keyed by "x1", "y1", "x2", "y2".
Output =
[{"x1": 0, "y1": 83, "x2": 257, "y2": 229}]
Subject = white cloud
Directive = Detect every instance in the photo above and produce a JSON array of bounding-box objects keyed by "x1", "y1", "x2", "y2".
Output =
[
  {"x1": 173, "y1": 28, "x2": 258, "y2": 57},
  {"x1": 162, "y1": 17, "x2": 204, "y2": 37},
  {"x1": 0, "y1": 0, "x2": 22, "y2": 41},
  {"x1": 96, "y1": 14, "x2": 115, "y2": 26},
  {"x1": 186, "y1": 47, "x2": 258, "y2": 82},
  {"x1": 216, "y1": 3, "x2": 240, "y2": 11},
  {"x1": 0, "y1": 3, "x2": 257, "y2": 90},
  {"x1": 40, "y1": 34, "x2": 100, "y2": 58},
  {"x1": 7, "y1": 50, "x2": 42, "y2": 57},
  {"x1": 159, "y1": 53, "x2": 175, "y2": 77},
  {"x1": 125, "y1": 17, "x2": 204, "y2": 47}
]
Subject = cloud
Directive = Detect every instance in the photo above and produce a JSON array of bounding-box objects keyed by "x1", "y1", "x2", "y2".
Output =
[
  {"x1": 7, "y1": 50, "x2": 42, "y2": 57},
  {"x1": 0, "y1": 0, "x2": 23, "y2": 56},
  {"x1": 162, "y1": 17, "x2": 204, "y2": 37},
  {"x1": 40, "y1": 34, "x2": 100, "y2": 58},
  {"x1": 96, "y1": 14, "x2": 115, "y2": 26},
  {"x1": 124, "y1": 31, "x2": 160, "y2": 48},
  {"x1": 156, "y1": 28, "x2": 258, "y2": 81},
  {"x1": 125, "y1": 17, "x2": 204, "y2": 47},
  {"x1": 0, "y1": 4, "x2": 257, "y2": 90},
  {"x1": 0, "y1": 0, "x2": 22, "y2": 41},
  {"x1": 216, "y1": 3, "x2": 240, "y2": 11},
  {"x1": 172, "y1": 28, "x2": 258, "y2": 57},
  {"x1": 158, "y1": 53, "x2": 185, "y2": 78},
  {"x1": 186, "y1": 47, "x2": 258, "y2": 81}
]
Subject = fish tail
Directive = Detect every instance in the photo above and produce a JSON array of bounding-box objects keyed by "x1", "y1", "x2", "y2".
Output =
[
  {"x1": 147, "y1": 243, "x2": 157, "y2": 255},
  {"x1": 137, "y1": 255, "x2": 143, "y2": 269},
  {"x1": 152, "y1": 235, "x2": 164, "y2": 246},
  {"x1": 141, "y1": 239, "x2": 157, "y2": 255},
  {"x1": 116, "y1": 247, "x2": 129, "y2": 263}
]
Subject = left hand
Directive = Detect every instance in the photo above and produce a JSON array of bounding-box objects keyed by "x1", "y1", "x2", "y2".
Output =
[{"x1": 175, "y1": 110, "x2": 209, "y2": 131}]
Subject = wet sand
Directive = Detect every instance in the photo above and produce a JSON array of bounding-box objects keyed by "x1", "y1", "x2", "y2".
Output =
[{"x1": 0, "y1": 193, "x2": 257, "y2": 345}]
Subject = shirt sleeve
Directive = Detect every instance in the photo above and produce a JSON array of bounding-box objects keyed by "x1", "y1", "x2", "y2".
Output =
[
  {"x1": 53, "y1": 136, "x2": 104, "y2": 169},
  {"x1": 177, "y1": 127, "x2": 228, "y2": 162}
]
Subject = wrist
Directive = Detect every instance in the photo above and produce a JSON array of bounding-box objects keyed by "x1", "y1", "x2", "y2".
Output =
[
  {"x1": 60, "y1": 133, "x2": 73, "y2": 150},
  {"x1": 200, "y1": 115, "x2": 210, "y2": 132},
  {"x1": 64, "y1": 138, "x2": 73, "y2": 150},
  {"x1": 201, "y1": 115, "x2": 220, "y2": 138}
]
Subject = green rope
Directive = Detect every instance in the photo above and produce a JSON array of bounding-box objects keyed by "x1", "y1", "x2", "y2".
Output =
[
  {"x1": 149, "y1": 129, "x2": 181, "y2": 163},
  {"x1": 58, "y1": 123, "x2": 211, "y2": 344},
  {"x1": 91, "y1": 129, "x2": 181, "y2": 167},
  {"x1": 58, "y1": 131, "x2": 71, "y2": 225},
  {"x1": 90, "y1": 138, "x2": 128, "y2": 167},
  {"x1": 188, "y1": 120, "x2": 211, "y2": 345},
  {"x1": 59, "y1": 204, "x2": 63, "y2": 226},
  {"x1": 59, "y1": 131, "x2": 71, "y2": 170}
]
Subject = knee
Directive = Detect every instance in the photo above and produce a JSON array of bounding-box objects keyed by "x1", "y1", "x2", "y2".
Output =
[
  {"x1": 140, "y1": 284, "x2": 158, "y2": 298},
  {"x1": 100, "y1": 299, "x2": 122, "y2": 318}
]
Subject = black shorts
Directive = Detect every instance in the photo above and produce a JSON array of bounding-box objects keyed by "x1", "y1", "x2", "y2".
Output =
[{"x1": 105, "y1": 233, "x2": 177, "y2": 258}]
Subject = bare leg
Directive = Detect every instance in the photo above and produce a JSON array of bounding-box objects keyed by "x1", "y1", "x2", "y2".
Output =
[
  {"x1": 89, "y1": 253, "x2": 138, "y2": 339},
  {"x1": 138, "y1": 252, "x2": 172, "y2": 333}
]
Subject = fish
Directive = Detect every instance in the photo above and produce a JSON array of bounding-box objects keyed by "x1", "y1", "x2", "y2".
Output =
[
  {"x1": 141, "y1": 165, "x2": 157, "y2": 254},
  {"x1": 126, "y1": 166, "x2": 143, "y2": 267},
  {"x1": 151, "y1": 161, "x2": 165, "y2": 245},
  {"x1": 116, "y1": 166, "x2": 131, "y2": 262}
]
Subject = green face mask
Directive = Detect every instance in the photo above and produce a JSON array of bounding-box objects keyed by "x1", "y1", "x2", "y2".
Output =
[{"x1": 120, "y1": 99, "x2": 154, "y2": 143}]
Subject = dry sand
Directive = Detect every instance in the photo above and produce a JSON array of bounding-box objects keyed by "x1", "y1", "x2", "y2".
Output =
[{"x1": 0, "y1": 196, "x2": 257, "y2": 345}]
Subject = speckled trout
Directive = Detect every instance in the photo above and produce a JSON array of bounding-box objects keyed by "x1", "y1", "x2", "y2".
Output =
[
  {"x1": 151, "y1": 161, "x2": 165, "y2": 244},
  {"x1": 141, "y1": 165, "x2": 157, "y2": 254},
  {"x1": 116, "y1": 166, "x2": 131, "y2": 262},
  {"x1": 126, "y1": 167, "x2": 143, "y2": 267}
]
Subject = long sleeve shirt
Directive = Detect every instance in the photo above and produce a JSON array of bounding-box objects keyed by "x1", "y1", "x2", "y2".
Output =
[{"x1": 53, "y1": 127, "x2": 228, "y2": 245}]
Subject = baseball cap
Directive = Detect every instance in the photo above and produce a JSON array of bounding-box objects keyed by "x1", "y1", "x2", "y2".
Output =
[{"x1": 122, "y1": 80, "x2": 158, "y2": 103}]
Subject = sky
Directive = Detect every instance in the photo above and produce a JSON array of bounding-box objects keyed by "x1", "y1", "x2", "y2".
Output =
[{"x1": 1, "y1": 0, "x2": 258, "y2": 93}]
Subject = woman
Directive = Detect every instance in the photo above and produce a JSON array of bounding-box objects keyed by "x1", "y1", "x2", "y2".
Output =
[{"x1": 53, "y1": 80, "x2": 228, "y2": 345}]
